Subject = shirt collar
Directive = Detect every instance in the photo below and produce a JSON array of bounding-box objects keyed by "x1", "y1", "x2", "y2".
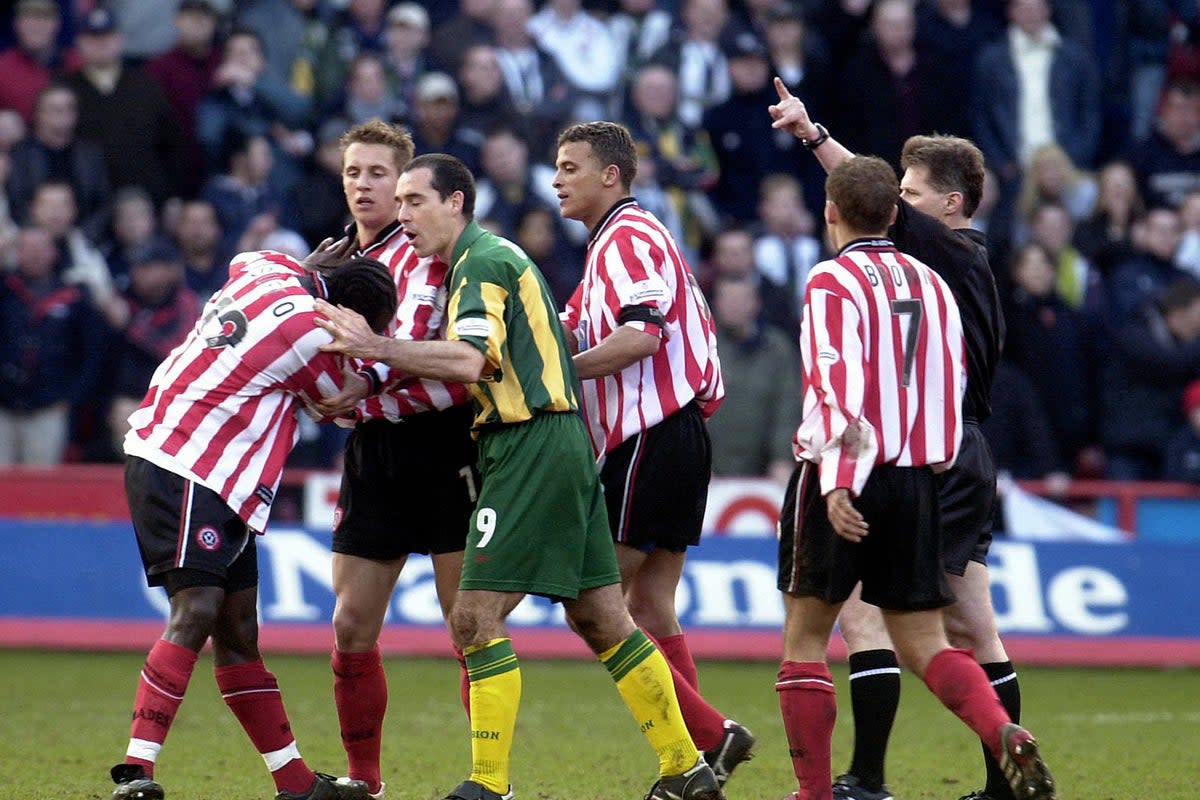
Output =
[
  {"x1": 1009, "y1": 23, "x2": 1060, "y2": 53},
  {"x1": 451, "y1": 219, "x2": 488, "y2": 268},
  {"x1": 353, "y1": 219, "x2": 404, "y2": 254},
  {"x1": 588, "y1": 197, "x2": 639, "y2": 246},
  {"x1": 838, "y1": 237, "x2": 894, "y2": 256}
]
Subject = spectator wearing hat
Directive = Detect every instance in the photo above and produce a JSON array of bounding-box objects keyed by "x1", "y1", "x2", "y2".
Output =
[
  {"x1": 7, "y1": 82, "x2": 110, "y2": 240},
  {"x1": 703, "y1": 29, "x2": 802, "y2": 223},
  {"x1": 145, "y1": 0, "x2": 224, "y2": 197},
  {"x1": 97, "y1": 237, "x2": 199, "y2": 461},
  {"x1": 409, "y1": 72, "x2": 481, "y2": 173},
  {"x1": 66, "y1": 7, "x2": 187, "y2": 207},
  {"x1": 382, "y1": 2, "x2": 443, "y2": 117},
  {"x1": 0, "y1": 0, "x2": 82, "y2": 123},
  {"x1": 529, "y1": 0, "x2": 620, "y2": 121},
  {"x1": 1165, "y1": 379, "x2": 1200, "y2": 482}
]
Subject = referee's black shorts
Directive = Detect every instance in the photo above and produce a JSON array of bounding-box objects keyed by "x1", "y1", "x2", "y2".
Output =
[
  {"x1": 777, "y1": 460, "x2": 954, "y2": 611},
  {"x1": 937, "y1": 422, "x2": 998, "y2": 576},
  {"x1": 333, "y1": 403, "x2": 478, "y2": 560},
  {"x1": 599, "y1": 402, "x2": 710, "y2": 553}
]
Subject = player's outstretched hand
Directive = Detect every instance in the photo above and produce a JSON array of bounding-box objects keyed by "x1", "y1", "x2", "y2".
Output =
[
  {"x1": 768, "y1": 77, "x2": 818, "y2": 140},
  {"x1": 314, "y1": 362, "x2": 370, "y2": 418},
  {"x1": 314, "y1": 298, "x2": 377, "y2": 359},
  {"x1": 302, "y1": 235, "x2": 356, "y2": 274},
  {"x1": 826, "y1": 488, "x2": 869, "y2": 543}
]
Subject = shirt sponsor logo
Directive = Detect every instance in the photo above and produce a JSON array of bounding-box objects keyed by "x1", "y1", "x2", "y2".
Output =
[
  {"x1": 628, "y1": 280, "x2": 668, "y2": 305},
  {"x1": 455, "y1": 318, "x2": 492, "y2": 338}
]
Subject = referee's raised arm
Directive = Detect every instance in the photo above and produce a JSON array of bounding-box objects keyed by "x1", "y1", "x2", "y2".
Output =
[{"x1": 768, "y1": 76, "x2": 853, "y2": 174}]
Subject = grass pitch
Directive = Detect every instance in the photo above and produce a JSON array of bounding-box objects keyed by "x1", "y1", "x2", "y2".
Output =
[{"x1": 2, "y1": 649, "x2": 1197, "y2": 799}]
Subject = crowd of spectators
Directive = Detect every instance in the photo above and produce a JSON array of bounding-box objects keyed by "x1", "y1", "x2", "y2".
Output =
[{"x1": 3, "y1": 0, "x2": 1200, "y2": 486}]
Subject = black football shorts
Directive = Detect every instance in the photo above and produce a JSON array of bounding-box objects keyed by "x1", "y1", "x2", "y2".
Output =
[
  {"x1": 777, "y1": 460, "x2": 954, "y2": 611},
  {"x1": 333, "y1": 403, "x2": 478, "y2": 560},
  {"x1": 125, "y1": 456, "x2": 257, "y2": 597},
  {"x1": 937, "y1": 422, "x2": 998, "y2": 575},
  {"x1": 599, "y1": 402, "x2": 710, "y2": 554}
]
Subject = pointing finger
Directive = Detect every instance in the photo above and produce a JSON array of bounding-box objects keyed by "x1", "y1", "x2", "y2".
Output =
[{"x1": 773, "y1": 76, "x2": 793, "y2": 102}]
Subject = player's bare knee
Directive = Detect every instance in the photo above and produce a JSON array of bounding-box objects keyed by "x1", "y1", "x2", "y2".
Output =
[
  {"x1": 332, "y1": 603, "x2": 383, "y2": 650},
  {"x1": 165, "y1": 590, "x2": 221, "y2": 649}
]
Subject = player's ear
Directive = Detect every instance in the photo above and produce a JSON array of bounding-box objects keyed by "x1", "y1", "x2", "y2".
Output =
[
  {"x1": 604, "y1": 164, "x2": 620, "y2": 188},
  {"x1": 946, "y1": 190, "x2": 963, "y2": 215},
  {"x1": 824, "y1": 199, "x2": 838, "y2": 228},
  {"x1": 888, "y1": 203, "x2": 899, "y2": 227}
]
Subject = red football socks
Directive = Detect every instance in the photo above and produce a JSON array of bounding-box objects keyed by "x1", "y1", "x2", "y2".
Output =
[
  {"x1": 124, "y1": 638, "x2": 199, "y2": 776},
  {"x1": 332, "y1": 647, "x2": 387, "y2": 794},
  {"x1": 923, "y1": 648, "x2": 1011, "y2": 758},
  {"x1": 776, "y1": 660, "x2": 837, "y2": 800},
  {"x1": 215, "y1": 659, "x2": 313, "y2": 794},
  {"x1": 454, "y1": 646, "x2": 471, "y2": 717},
  {"x1": 654, "y1": 632, "x2": 700, "y2": 690}
]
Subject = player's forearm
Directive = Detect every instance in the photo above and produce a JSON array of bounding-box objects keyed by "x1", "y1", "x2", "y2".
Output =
[
  {"x1": 807, "y1": 129, "x2": 854, "y2": 174},
  {"x1": 366, "y1": 337, "x2": 486, "y2": 384},
  {"x1": 573, "y1": 325, "x2": 660, "y2": 379}
]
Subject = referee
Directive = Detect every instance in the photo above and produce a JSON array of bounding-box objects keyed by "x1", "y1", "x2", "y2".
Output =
[{"x1": 770, "y1": 79, "x2": 1017, "y2": 800}]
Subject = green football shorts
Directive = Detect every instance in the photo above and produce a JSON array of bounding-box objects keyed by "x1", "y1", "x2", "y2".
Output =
[{"x1": 459, "y1": 411, "x2": 619, "y2": 600}]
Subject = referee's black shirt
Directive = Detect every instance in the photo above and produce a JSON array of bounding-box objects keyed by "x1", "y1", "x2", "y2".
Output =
[{"x1": 889, "y1": 199, "x2": 1004, "y2": 423}]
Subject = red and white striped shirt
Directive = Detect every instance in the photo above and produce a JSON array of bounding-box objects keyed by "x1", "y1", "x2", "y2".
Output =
[
  {"x1": 563, "y1": 199, "x2": 724, "y2": 458},
  {"x1": 124, "y1": 251, "x2": 349, "y2": 531},
  {"x1": 794, "y1": 239, "x2": 966, "y2": 497},
  {"x1": 353, "y1": 223, "x2": 470, "y2": 420}
]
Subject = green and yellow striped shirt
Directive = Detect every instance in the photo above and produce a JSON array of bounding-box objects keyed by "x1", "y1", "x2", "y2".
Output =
[{"x1": 446, "y1": 221, "x2": 578, "y2": 428}]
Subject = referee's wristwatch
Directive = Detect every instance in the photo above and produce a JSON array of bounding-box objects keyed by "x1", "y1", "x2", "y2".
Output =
[{"x1": 801, "y1": 122, "x2": 830, "y2": 150}]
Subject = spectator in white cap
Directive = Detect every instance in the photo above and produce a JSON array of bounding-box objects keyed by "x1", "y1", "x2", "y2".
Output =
[
  {"x1": 383, "y1": 2, "x2": 442, "y2": 117},
  {"x1": 410, "y1": 72, "x2": 481, "y2": 173}
]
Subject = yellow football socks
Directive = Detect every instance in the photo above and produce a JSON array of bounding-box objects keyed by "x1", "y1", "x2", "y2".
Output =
[
  {"x1": 463, "y1": 638, "x2": 521, "y2": 794},
  {"x1": 600, "y1": 629, "x2": 699, "y2": 776}
]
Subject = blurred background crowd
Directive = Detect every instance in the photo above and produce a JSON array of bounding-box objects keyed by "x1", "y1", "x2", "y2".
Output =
[{"x1": 3, "y1": 0, "x2": 1200, "y2": 487}]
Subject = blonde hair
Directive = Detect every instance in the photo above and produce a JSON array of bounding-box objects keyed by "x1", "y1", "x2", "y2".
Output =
[{"x1": 1017, "y1": 143, "x2": 1090, "y2": 220}]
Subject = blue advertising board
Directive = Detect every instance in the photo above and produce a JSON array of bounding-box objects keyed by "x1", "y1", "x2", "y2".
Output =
[{"x1": 1, "y1": 519, "x2": 1198, "y2": 665}]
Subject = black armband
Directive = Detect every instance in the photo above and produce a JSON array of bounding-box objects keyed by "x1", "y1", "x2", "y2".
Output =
[{"x1": 617, "y1": 304, "x2": 665, "y2": 328}]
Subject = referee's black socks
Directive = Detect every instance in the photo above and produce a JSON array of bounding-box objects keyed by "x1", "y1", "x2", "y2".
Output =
[{"x1": 846, "y1": 649, "x2": 901, "y2": 791}]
